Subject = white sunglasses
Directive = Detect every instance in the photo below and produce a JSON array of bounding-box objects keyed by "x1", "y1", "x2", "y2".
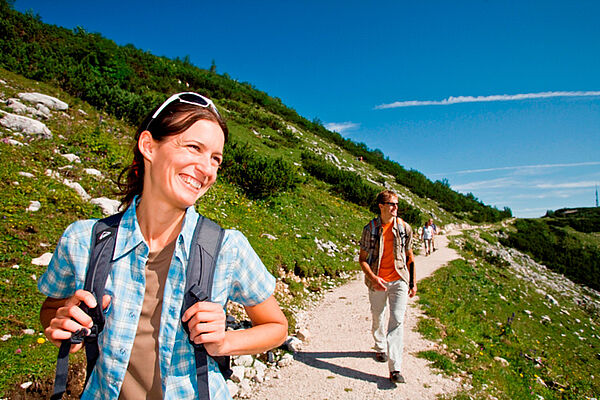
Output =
[{"x1": 146, "y1": 92, "x2": 221, "y2": 130}]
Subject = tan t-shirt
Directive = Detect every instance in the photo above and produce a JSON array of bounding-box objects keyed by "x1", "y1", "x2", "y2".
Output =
[{"x1": 119, "y1": 240, "x2": 175, "y2": 399}]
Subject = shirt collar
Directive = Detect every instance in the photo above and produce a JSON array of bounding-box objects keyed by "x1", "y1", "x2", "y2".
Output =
[{"x1": 112, "y1": 196, "x2": 200, "y2": 260}]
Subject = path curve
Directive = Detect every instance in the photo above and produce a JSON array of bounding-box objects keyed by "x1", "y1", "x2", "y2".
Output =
[{"x1": 250, "y1": 232, "x2": 462, "y2": 399}]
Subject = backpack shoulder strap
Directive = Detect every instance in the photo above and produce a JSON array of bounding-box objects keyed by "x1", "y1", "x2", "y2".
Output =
[
  {"x1": 181, "y1": 215, "x2": 227, "y2": 399},
  {"x1": 51, "y1": 212, "x2": 122, "y2": 400}
]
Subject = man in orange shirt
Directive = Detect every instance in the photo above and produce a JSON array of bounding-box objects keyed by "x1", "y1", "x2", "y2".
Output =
[{"x1": 359, "y1": 190, "x2": 416, "y2": 384}]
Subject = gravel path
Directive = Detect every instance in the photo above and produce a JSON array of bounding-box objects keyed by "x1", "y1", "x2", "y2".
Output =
[{"x1": 250, "y1": 233, "x2": 463, "y2": 399}]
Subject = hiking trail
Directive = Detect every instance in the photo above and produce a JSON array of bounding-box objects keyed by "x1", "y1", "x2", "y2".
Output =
[{"x1": 249, "y1": 231, "x2": 463, "y2": 399}]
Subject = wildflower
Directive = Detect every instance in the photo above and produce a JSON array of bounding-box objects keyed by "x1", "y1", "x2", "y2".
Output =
[{"x1": 37, "y1": 338, "x2": 46, "y2": 344}]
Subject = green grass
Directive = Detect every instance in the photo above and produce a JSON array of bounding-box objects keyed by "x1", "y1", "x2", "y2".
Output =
[{"x1": 416, "y1": 232, "x2": 600, "y2": 399}]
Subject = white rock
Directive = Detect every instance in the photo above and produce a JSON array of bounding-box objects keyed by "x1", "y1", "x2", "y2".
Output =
[
  {"x1": 261, "y1": 233, "x2": 277, "y2": 240},
  {"x1": 26, "y1": 201, "x2": 41, "y2": 212},
  {"x1": 278, "y1": 353, "x2": 294, "y2": 367},
  {"x1": 18, "y1": 92, "x2": 68, "y2": 111},
  {"x1": 63, "y1": 179, "x2": 90, "y2": 201},
  {"x1": 91, "y1": 197, "x2": 120, "y2": 215},
  {"x1": 284, "y1": 336, "x2": 302, "y2": 352},
  {"x1": 45, "y1": 169, "x2": 61, "y2": 179},
  {"x1": 20, "y1": 381, "x2": 33, "y2": 389},
  {"x1": 296, "y1": 328, "x2": 310, "y2": 341},
  {"x1": 226, "y1": 380, "x2": 238, "y2": 397},
  {"x1": 230, "y1": 365, "x2": 246, "y2": 383},
  {"x1": 18, "y1": 172, "x2": 34, "y2": 178},
  {"x1": 234, "y1": 354, "x2": 254, "y2": 367},
  {"x1": 494, "y1": 356, "x2": 509, "y2": 367},
  {"x1": 1, "y1": 334, "x2": 12, "y2": 341},
  {"x1": 4, "y1": 138, "x2": 24, "y2": 146},
  {"x1": 61, "y1": 153, "x2": 81, "y2": 163},
  {"x1": 22, "y1": 329, "x2": 35, "y2": 335},
  {"x1": 11, "y1": 265, "x2": 19, "y2": 269},
  {"x1": 238, "y1": 379, "x2": 252, "y2": 398},
  {"x1": 31, "y1": 253, "x2": 53, "y2": 266},
  {"x1": 0, "y1": 110, "x2": 52, "y2": 138},
  {"x1": 84, "y1": 168, "x2": 103, "y2": 177}
]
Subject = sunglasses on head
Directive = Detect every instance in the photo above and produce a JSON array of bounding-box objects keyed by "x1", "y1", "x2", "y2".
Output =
[{"x1": 146, "y1": 92, "x2": 221, "y2": 131}]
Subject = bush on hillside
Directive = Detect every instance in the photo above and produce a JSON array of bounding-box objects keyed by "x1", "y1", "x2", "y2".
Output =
[
  {"x1": 222, "y1": 142, "x2": 301, "y2": 199},
  {"x1": 501, "y1": 219, "x2": 600, "y2": 291},
  {"x1": 301, "y1": 152, "x2": 422, "y2": 224}
]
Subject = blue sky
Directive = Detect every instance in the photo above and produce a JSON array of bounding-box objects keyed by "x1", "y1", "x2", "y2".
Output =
[{"x1": 14, "y1": 0, "x2": 600, "y2": 217}]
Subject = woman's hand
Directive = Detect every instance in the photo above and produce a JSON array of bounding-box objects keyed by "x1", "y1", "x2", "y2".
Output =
[
  {"x1": 181, "y1": 301, "x2": 227, "y2": 356},
  {"x1": 41, "y1": 290, "x2": 111, "y2": 352}
]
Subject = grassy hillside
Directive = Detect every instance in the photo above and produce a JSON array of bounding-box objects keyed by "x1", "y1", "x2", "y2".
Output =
[{"x1": 417, "y1": 227, "x2": 600, "y2": 399}]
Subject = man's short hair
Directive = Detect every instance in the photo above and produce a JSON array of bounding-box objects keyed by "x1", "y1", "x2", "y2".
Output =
[{"x1": 375, "y1": 190, "x2": 398, "y2": 205}]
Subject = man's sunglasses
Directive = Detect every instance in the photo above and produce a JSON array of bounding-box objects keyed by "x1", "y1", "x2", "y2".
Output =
[
  {"x1": 381, "y1": 202, "x2": 399, "y2": 207},
  {"x1": 146, "y1": 92, "x2": 221, "y2": 131}
]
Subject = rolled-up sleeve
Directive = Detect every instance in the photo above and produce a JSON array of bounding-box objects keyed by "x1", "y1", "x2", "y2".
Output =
[
  {"x1": 38, "y1": 220, "x2": 96, "y2": 299},
  {"x1": 221, "y1": 230, "x2": 275, "y2": 306}
]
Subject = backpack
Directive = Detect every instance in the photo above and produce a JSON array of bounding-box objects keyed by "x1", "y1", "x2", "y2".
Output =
[
  {"x1": 51, "y1": 212, "x2": 231, "y2": 400},
  {"x1": 366, "y1": 217, "x2": 408, "y2": 266}
]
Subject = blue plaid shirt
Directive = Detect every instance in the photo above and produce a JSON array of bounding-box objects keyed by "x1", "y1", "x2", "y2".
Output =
[{"x1": 38, "y1": 198, "x2": 276, "y2": 399}]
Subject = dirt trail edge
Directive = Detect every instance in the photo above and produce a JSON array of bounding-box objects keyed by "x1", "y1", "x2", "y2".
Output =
[{"x1": 250, "y1": 232, "x2": 463, "y2": 400}]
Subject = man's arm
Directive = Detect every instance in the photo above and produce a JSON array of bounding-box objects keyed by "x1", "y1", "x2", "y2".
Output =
[{"x1": 359, "y1": 249, "x2": 387, "y2": 291}]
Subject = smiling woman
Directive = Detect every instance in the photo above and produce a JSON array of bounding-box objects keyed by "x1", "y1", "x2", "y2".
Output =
[{"x1": 37, "y1": 92, "x2": 288, "y2": 400}]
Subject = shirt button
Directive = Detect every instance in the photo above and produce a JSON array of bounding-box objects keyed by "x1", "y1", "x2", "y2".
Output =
[
  {"x1": 129, "y1": 312, "x2": 135, "y2": 318},
  {"x1": 120, "y1": 348, "x2": 126, "y2": 355}
]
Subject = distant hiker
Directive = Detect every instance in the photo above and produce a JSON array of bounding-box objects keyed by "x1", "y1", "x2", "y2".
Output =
[
  {"x1": 358, "y1": 190, "x2": 416, "y2": 384},
  {"x1": 422, "y1": 219, "x2": 434, "y2": 256},
  {"x1": 39, "y1": 92, "x2": 287, "y2": 400},
  {"x1": 429, "y1": 218, "x2": 438, "y2": 251}
]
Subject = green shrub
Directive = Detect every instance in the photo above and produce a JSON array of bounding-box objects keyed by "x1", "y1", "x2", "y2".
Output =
[{"x1": 221, "y1": 142, "x2": 301, "y2": 199}]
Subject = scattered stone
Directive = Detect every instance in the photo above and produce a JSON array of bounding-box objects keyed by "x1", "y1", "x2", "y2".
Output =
[
  {"x1": 546, "y1": 294, "x2": 559, "y2": 307},
  {"x1": 22, "y1": 329, "x2": 35, "y2": 335},
  {"x1": 226, "y1": 380, "x2": 238, "y2": 397},
  {"x1": 31, "y1": 253, "x2": 53, "y2": 266},
  {"x1": 84, "y1": 168, "x2": 103, "y2": 177},
  {"x1": 91, "y1": 197, "x2": 120, "y2": 216},
  {"x1": 494, "y1": 356, "x2": 509, "y2": 367},
  {"x1": 230, "y1": 365, "x2": 246, "y2": 383},
  {"x1": 278, "y1": 353, "x2": 294, "y2": 367},
  {"x1": 261, "y1": 233, "x2": 277, "y2": 240},
  {"x1": 26, "y1": 200, "x2": 41, "y2": 212},
  {"x1": 1, "y1": 334, "x2": 12, "y2": 341},
  {"x1": 0, "y1": 110, "x2": 52, "y2": 138},
  {"x1": 20, "y1": 382, "x2": 33, "y2": 389},
  {"x1": 3, "y1": 138, "x2": 24, "y2": 146},
  {"x1": 18, "y1": 172, "x2": 34, "y2": 178},
  {"x1": 234, "y1": 354, "x2": 254, "y2": 367},
  {"x1": 63, "y1": 179, "x2": 91, "y2": 201},
  {"x1": 284, "y1": 336, "x2": 302, "y2": 352},
  {"x1": 296, "y1": 327, "x2": 310, "y2": 342},
  {"x1": 61, "y1": 153, "x2": 81, "y2": 163},
  {"x1": 11, "y1": 265, "x2": 19, "y2": 269},
  {"x1": 18, "y1": 92, "x2": 68, "y2": 111},
  {"x1": 540, "y1": 315, "x2": 551, "y2": 325}
]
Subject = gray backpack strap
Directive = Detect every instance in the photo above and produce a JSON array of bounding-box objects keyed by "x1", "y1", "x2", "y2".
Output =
[
  {"x1": 181, "y1": 215, "x2": 228, "y2": 399},
  {"x1": 51, "y1": 212, "x2": 122, "y2": 400}
]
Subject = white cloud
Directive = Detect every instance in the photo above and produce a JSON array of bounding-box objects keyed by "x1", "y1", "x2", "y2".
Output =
[
  {"x1": 438, "y1": 161, "x2": 600, "y2": 176},
  {"x1": 375, "y1": 90, "x2": 600, "y2": 109},
  {"x1": 324, "y1": 121, "x2": 359, "y2": 133},
  {"x1": 452, "y1": 177, "x2": 516, "y2": 191},
  {"x1": 535, "y1": 181, "x2": 598, "y2": 189}
]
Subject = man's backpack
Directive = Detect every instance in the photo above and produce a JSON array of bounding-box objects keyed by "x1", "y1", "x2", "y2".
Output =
[{"x1": 51, "y1": 212, "x2": 231, "y2": 400}]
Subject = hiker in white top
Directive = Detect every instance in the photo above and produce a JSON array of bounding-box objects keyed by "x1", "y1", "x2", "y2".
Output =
[{"x1": 421, "y1": 219, "x2": 434, "y2": 256}]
